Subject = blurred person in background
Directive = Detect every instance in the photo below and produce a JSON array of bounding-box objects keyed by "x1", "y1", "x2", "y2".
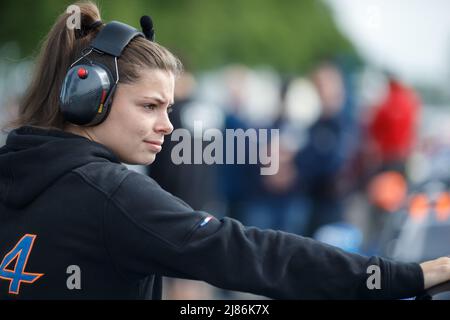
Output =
[
  {"x1": 219, "y1": 66, "x2": 261, "y2": 223},
  {"x1": 239, "y1": 78, "x2": 312, "y2": 235},
  {"x1": 367, "y1": 75, "x2": 421, "y2": 174},
  {"x1": 358, "y1": 75, "x2": 421, "y2": 253},
  {"x1": 295, "y1": 61, "x2": 350, "y2": 237}
]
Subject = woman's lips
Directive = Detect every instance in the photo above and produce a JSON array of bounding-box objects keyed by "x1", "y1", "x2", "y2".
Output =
[{"x1": 144, "y1": 140, "x2": 162, "y2": 152}]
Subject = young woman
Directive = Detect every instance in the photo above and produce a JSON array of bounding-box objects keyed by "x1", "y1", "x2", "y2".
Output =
[{"x1": 0, "y1": 1, "x2": 449, "y2": 299}]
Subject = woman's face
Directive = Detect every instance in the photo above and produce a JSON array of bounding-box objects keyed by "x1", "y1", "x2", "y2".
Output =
[{"x1": 79, "y1": 68, "x2": 175, "y2": 165}]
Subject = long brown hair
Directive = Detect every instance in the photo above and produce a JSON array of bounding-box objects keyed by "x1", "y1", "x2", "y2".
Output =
[{"x1": 4, "y1": 1, "x2": 182, "y2": 131}]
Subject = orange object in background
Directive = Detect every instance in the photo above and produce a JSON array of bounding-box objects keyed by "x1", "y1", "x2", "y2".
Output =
[
  {"x1": 368, "y1": 171, "x2": 407, "y2": 212},
  {"x1": 409, "y1": 193, "x2": 429, "y2": 222},
  {"x1": 435, "y1": 192, "x2": 450, "y2": 222}
]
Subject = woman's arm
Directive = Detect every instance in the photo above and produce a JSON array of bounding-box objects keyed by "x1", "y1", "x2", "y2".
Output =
[
  {"x1": 421, "y1": 257, "x2": 450, "y2": 290},
  {"x1": 103, "y1": 171, "x2": 442, "y2": 299}
]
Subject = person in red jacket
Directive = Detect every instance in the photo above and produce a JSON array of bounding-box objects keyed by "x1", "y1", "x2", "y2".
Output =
[
  {"x1": 361, "y1": 77, "x2": 421, "y2": 253},
  {"x1": 368, "y1": 77, "x2": 420, "y2": 171}
]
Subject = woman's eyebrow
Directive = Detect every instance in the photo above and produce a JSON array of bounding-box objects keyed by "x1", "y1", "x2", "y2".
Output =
[{"x1": 141, "y1": 96, "x2": 174, "y2": 106}]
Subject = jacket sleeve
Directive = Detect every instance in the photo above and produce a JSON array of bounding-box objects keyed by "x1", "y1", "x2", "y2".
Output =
[{"x1": 103, "y1": 171, "x2": 424, "y2": 299}]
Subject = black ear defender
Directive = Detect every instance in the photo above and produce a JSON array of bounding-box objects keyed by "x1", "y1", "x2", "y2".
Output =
[{"x1": 59, "y1": 16, "x2": 155, "y2": 126}]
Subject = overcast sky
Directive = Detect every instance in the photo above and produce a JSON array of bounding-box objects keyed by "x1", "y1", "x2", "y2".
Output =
[{"x1": 325, "y1": 0, "x2": 450, "y2": 86}]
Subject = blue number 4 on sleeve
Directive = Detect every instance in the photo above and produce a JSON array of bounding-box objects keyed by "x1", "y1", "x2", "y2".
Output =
[{"x1": 0, "y1": 234, "x2": 44, "y2": 295}]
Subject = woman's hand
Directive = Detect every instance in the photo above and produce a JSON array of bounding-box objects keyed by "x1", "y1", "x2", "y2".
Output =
[{"x1": 420, "y1": 257, "x2": 450, "y2": 290}]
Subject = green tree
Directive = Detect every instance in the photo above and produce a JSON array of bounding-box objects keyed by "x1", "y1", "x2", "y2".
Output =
[{"x1": 0, "y1": 0, "x2": 356, "y2": 71}]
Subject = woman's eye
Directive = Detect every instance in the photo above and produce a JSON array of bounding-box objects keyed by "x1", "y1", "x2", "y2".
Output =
[
  {"x1": 167, "y1": 106, "x2": 173, "y2": 114},
  {"x1": 143, "y1": 104, "x2": 157, "y2": 111}
]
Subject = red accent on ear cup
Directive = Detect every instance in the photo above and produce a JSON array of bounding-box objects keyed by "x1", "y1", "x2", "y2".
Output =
[
  {"x1": 100, "y1": 89, "x2": 107, "y2": 104},
  {"x1": 77, "y1": 68, "x2": 89, "y2": 79},
  {"x1": 97, "y1": 89, "x2": 107, "y2": 114}
]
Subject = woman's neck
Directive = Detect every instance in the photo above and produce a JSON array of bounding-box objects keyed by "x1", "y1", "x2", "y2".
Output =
[{"x1": 63, "y1": 123, "x2": 96, "y2": 142}]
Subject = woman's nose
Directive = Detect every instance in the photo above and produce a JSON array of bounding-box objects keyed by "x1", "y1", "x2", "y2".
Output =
[{"x1": 155, "y1": 111, "x2": 174, "y2": 135}]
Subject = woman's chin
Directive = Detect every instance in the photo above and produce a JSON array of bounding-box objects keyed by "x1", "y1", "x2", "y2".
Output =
[
  {"x1": 121, "y1": 154, "x2": 157, "y2": 166},
  {"x1": 142, "y1": 154, "x2": 157, "y2": 165}
]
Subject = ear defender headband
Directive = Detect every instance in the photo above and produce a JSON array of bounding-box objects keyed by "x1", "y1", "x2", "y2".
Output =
[{"x1": 59, "y1": 16, "x2": 155, "y2": 126}]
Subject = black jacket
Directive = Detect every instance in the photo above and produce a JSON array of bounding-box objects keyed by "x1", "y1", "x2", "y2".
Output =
[{"x1": 0, "y1": 126, "x2": 424, "y2": 299}]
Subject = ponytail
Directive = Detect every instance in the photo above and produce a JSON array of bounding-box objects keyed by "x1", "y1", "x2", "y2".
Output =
[{"x1": 4, "y1": 1, "x2": 102, "y2": 130}]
